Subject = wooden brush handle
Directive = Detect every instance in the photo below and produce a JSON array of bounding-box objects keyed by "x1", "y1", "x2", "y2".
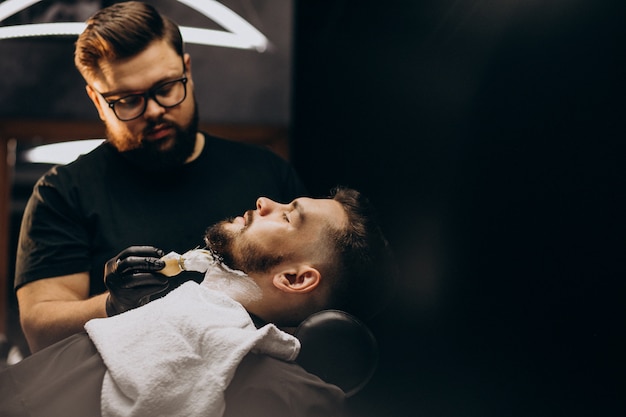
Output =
[{"x1": 159, "y1": 257, "x2": 183, "y2": 277}]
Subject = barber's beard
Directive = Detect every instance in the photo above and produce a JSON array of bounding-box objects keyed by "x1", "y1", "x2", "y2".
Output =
[
  {"x1": 107, "y1": 102, "x2": 199, "y2": 172},
  {"x1": 204, "y1": 221, "x2": 284, "y2": 275}
]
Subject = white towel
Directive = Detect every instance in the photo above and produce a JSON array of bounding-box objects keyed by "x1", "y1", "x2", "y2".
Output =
[{"x1": 85, "y1": 281, "x2": 300, "y2": 417}]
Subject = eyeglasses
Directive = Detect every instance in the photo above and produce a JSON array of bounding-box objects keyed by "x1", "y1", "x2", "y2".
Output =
[{"x1": 96, "y1": 75, "x2": 188, "y2": 121}]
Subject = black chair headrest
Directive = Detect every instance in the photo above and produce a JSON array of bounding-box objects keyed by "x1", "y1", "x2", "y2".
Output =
[{"x1": 294, "y1": 310, "x2": 378, "y2": 397}]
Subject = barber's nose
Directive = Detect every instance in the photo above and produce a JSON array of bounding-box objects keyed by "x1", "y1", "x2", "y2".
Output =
[
  {"x1": 143, "y1": 97, "x2": 166, "y2": 120},
  {"x1": 256, "y1": 197, "x2": 279, "y2": 216}
]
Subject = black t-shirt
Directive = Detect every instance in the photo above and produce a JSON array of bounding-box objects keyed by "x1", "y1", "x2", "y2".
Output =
[{"x1": 15, "y1": 134, "x2": 307, "y2": 295}]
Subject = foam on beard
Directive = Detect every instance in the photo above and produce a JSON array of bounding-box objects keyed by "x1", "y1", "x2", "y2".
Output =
[{"x1": 160, "y1": 249, "x2": 262, "y2": 304}]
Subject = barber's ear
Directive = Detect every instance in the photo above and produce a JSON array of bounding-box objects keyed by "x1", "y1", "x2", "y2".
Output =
[
  {"x1": 273, "y1": 266, "x2": 321, "y2": 294},
  {"x1": 86, "y1": 85, "x2": 106, "y2": 121},
  {"x1": 184, "y1": 53, "x2": 192, "y2": 73},
  {"x1": 184, "y1": 53, "x2": 194, "y2": 80}
]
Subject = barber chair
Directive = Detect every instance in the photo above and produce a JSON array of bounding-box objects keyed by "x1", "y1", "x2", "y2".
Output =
[{"x1": 295, "y1": 310, "x2": 378, "y2": 397}]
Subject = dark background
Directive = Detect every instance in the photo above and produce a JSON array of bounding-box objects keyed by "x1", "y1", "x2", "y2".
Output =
[{"x1": 292, "y1": 1, "x2": 624, "y2": 416}]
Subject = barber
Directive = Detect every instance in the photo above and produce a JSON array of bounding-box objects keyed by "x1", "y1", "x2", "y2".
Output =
[{"x1": 15, "y1": 1, "x2": 307, "y2": 353}]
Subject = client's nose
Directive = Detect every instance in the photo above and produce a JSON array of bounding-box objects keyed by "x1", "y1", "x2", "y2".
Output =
[{"x1": 256, "y1": 197, "x2": 278, "y2": 216}]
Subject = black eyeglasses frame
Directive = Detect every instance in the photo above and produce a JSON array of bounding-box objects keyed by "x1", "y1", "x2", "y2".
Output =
[{"x1": 95, "y1": 74, "x2": 188, "y2": 122}]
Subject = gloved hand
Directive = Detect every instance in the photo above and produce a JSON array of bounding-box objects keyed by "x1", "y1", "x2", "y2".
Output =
[{"x1": 104, "y1": 246, "x2": 169, "y2": 316}]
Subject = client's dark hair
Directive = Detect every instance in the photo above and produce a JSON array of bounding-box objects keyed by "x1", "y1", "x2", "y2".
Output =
[{"x1": 325, "y1": 186, "x2": 397, "y2": 320}]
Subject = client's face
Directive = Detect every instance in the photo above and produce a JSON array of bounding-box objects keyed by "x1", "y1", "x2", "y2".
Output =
[{"x1": 204, "y1": 196, "x2": 347, "y2": 274}]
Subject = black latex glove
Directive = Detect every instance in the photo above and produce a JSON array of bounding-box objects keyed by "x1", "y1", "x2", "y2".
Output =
[{"x1": 104, "y1": 246, "x2": 169, "y2": 316}]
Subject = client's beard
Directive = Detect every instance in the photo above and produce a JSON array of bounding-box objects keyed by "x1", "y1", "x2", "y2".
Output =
[
  {"x1": 108, "y1": 103, "x2": 199, "y2": 173},
  {"x1": 164, "y1": 248, "x2": 262, "y2": 304},
  {"x1": 204, "y1": 221, "x2": 285, "y2": 275}
]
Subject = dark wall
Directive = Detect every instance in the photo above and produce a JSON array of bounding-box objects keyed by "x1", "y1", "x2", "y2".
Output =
[{"x1": 292, "y1": 1, "x2": 624, "y2": 416}]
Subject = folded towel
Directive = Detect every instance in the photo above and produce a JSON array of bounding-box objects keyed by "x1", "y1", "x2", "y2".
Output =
[{"x1": 85, "y1": 281, "x2": 300, "y2": 417}]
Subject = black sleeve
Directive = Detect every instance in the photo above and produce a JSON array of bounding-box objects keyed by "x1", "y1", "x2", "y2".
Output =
[{"x1": 14, "y1": 168, "x2": 91, "y2": 289}]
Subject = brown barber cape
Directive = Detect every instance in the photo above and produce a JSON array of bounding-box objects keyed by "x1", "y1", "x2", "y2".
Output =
[{"x1": 0, "y1": 333, "x2": 345, "y2": 417}]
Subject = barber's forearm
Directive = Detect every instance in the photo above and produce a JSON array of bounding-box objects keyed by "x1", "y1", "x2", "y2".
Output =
[{"x1": 20, "y1": 293, "x2": 108, "y2": 353}]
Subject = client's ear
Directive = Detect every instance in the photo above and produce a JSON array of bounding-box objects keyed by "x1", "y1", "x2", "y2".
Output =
[{"x1": 273, "y1": 266, "x2": 321, "y2": 293}]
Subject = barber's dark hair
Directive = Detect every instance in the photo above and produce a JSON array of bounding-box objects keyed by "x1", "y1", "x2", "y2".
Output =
[
  {"x1": 325, "y1": 187, "x2": 397, "y2": 320},
  {"x1": 74, "y1": 1, "x2": 184, "y2": 81}
]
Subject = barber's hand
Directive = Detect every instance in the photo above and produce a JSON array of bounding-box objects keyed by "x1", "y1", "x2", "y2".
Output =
[{"x1": 104, "y1": 246, "x2": 169, "y2": 316}]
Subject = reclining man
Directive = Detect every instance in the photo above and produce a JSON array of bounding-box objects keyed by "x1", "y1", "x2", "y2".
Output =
[{"x1": 1, "y1": 187, "x2": 395, "y2": 417}]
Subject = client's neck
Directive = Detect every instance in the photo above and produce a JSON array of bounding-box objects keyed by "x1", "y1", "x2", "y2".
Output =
[{"x1": 200, "y1": 265, "x2": 262, "y2": 306}]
